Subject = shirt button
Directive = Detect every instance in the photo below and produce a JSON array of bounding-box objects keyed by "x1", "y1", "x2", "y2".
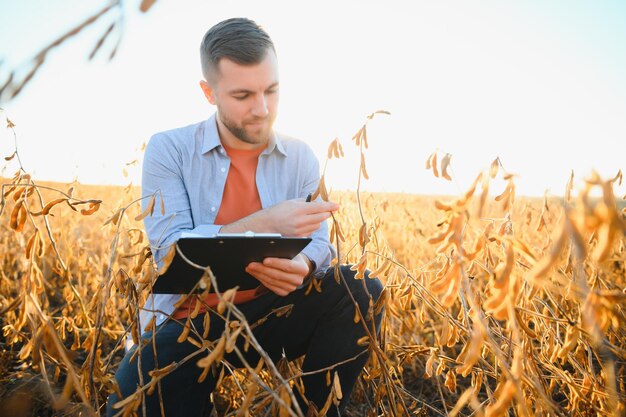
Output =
[
  {"x1": 210, "y1": 206, "x2": 216, "y2": 212},
  {"x1": 220, "y1": 167, "x2": 226, "y2": 173},
  {"x1": 219, "y1": 148, "x2": 225, "y2": 154}
]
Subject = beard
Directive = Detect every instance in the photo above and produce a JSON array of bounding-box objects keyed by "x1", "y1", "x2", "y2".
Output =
[{"x1": 218, "y1": 111, "x2": 273, "y2": 146}]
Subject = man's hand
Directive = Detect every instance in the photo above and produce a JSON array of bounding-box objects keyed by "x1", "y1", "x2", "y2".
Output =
[
  {"x1": 246, "y1": 254, "x2": 312, "y2": 296},
  {"x1": 261, "y1": 200, "x2": 339, "y2": 237},
  {"x1": 221, "y1": 199, "x2": 339, "y2": 237}
]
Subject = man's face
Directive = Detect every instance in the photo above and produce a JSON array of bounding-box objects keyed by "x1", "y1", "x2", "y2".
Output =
[{"x1": 202, "y1": 49, "x2": 279, "y2": 149}]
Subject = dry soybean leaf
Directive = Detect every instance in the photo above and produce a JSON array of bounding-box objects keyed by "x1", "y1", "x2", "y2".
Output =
[
  {"x1": 202, "y1": 311, "x2": 211, "y2": 339},
  {"x1": 111, "y1": 388, "x2": 143, "y2": 410},
  {"x1": 135, "y1": 194, "x2": 156, "y2": 221},
  {"x1": 515, "y1": 309, "x2": 537, "y2": 339},
  {"x1": 327, "y1": 140, "x2": 335, "y2": 159},
  {"x1": 489, "y1": 157, "x2": 499, "y2": 179},
  {"x1": 327, "y1": 138, "x2": 344, "y2": 159},
  {"x1": 217, "y1": 287, "x2": 238, "y2": 314},
  {"x1": 367, "y1": 109, "x2": 391, "y2": 119},
  {"x1": 460, "y1": 172, "x2": 483, "y2": 204},
  {"x1": 39, "y1": 198, "x2": 68, "y2": 216},
  {"x1": 350, "y1": 253, "x2": 367, "y2": 279},
  {"x1": 12, "y1": 186, "x2": 32, "y2": 202},
  {"x1": 425, "y1": 350, "x2": 437, "y2": 378},
  {"x1": 225, "y1": 326, "x2": 243, "y2": 353},
  {"x1": 536, "y1": 214, "x2": 546, "y2": 232},
  {"x1": 6, "y1": 118, "x2": 16, "y2": 128},
  {"x1": 432, "y1": 152, "x2": 439, "y2": 178},
  {"x1": 434, "y1": 200, "x2": 453, "y2": 212},
  {"x1": 439, "y1": 317, "x2": 451, "y2": 345},
  {"x1": 127, "y1": 228, "x2": 144, "y2": 246},
  {"x1": 4, "y1": 150, "x2": 16, "y2": 161},
  {"x1": 360, "y1": 152, "x2": 369, "y2": 180},
  {"x1": 529, "y1": 221, "x2": 567, "y2": 282},
  {"x1": 333, "y1": 265, "x2": 341, "y2": 284},
  {"x1": 436, "y1": 358, "x2": 447, "y2": 375},
  {"x1": 222, "y1": 287, "x2": 237, "y2": 303},
  {"x1": 333, "y1": 220, "x2": 345, "y2": 242},
  {"x1": 177, "y1": 320, "x2": 191, "y2": 343},
  {"x1": 10, "y1": 185, "x2": 24, "y2": 201},
  {"x1": 356, "y1": 336, "x2": 370, "y2": 346},
  {"x1": 335, "y1": 138, "x2": 344, "y2": 158},
  {"x1": 272, "y1": 304, "x2": 294, "y2": 318},
  {"x1": 557, "y1": 326, "x2": 580, "y2": 359},
  {"x1": 18, "y1": 338, "x2": 33, "y2": 360},
  {"x1": 311, "y1": 175, "x2": 328, "y2": 201},
  {"x1": 104, "y1": 208, "x2": 124, "y2": 226},
  {"x1": 440, "y1": 153, "x2": 452, "y2": 181},
  {"x1": 80, "y1": 201, "x2": 101, "y2": 215},
  {"x1": 333, "y1": 372, "x2": 343, "y2": 400},
  {"x1": 149, "y1": 362, "x2": 176, "y2": 379},
  {"x1": 565, "y1": 170, "x2": 574, "y2": 203},
  {"x1": 16, "y1": 203, "x2": 27, "y2": 231},
  {"x1": 445, "y1": 370, "x2": 457, "y2": 392},
  {"x1": 369, "y1": 257, "x2": 391, "y2": 279},
  {"x1": 358, "y1": 223, "x2": 369, "y2": 248},
  {"x1": 189, "y1": 296, "x2": 202, "y2": 319},
  {"x1": 197, "y1": 337, "x2": 226, "y2": 375},
  {"x1": 611, "y1": 169, "x2": 623, "y2": 186},
  {"x1": 351, "y1": 126, "x2": 364, "y2": 146},
  {"x1": 494, "y1": 186, "x2": 509, "y2": 202},
  {"x1": 455, "y1": 319, "x2": 486, "y2": 377},
  {"x1": 35, "y1": 230, "x2": 45, "y2": 257},
  {"x1": 26, "y1": 229, "x2": 40, "y2": 258},
  {"x1": 9, "y1": 199, "x2": 24, "y2": 229},
  {"x1": 373, "y1": 287, "x2": 388, "y2": 315},
  {"x1": 2, "y1": 184, "x2": 17, "y2": 198},
  {"x1": 484, "y1": 380, "x2": 515, "y2": 417}
]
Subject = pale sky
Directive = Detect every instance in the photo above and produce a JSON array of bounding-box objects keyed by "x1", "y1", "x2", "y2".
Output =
[{"x1": 1, "y1": 0, "x2": 625, "y2": 197}]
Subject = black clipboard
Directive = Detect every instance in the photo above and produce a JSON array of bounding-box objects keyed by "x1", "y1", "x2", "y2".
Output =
[{"x1": 151, "y1": 234, "x2": 312, "y2": 294}]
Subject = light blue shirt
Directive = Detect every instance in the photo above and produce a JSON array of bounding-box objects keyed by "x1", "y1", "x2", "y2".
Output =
[{"x1": 137, "y1": 113, "x2": 335, "y2": 334}]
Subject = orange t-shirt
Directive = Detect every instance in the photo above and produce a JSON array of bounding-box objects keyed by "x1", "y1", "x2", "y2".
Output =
[{"x1": 173, "y1": 144, "x2": 266, "y2": 319}]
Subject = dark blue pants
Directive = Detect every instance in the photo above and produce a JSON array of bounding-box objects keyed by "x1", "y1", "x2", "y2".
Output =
[{"x1": 106, "y1": 266, "x2": 384, "y2": 417}]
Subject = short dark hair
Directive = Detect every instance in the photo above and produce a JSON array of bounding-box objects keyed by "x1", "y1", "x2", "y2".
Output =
[{"x1": 200, "y1": 18, "x2": 275, "y2": 82}]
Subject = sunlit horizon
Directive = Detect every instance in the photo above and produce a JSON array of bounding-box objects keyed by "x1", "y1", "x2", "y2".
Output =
[{"x1": 1, "y1": 0, "x2": 625, "y2": 198}]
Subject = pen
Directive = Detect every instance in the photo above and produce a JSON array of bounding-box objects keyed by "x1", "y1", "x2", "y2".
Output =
[{"x1": 305, "y1": 193, "x2": 312, "y2": 202}]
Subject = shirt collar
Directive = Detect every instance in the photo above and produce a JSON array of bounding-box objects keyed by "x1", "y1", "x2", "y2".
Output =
[{"x1": 202, "y1": 113, "x2": 287, "y2": 157}]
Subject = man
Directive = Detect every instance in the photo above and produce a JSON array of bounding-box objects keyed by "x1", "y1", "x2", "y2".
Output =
[{"x1": 107, "y1": 18, "x2": 383, "y2": 417}]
